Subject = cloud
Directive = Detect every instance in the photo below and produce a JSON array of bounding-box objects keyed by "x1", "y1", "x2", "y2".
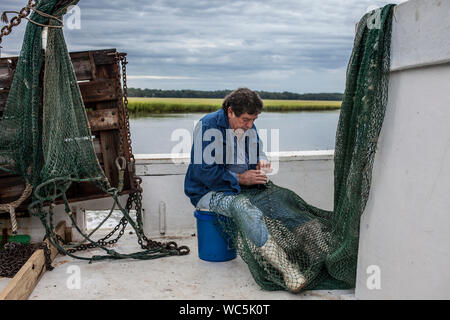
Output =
[
  {"x1": 0, "y1": 0, "x2": 405, "y2": 92},
  {"x1": 128, "y1": 75, "x2": 196, "y2": 80}
]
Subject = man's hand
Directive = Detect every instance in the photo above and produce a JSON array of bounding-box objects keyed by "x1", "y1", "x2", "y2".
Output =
[
  {"x1": 256, "y1": 160, "x2": 272, "y2": 174},
  {"x1": 238, "y1": 170, "x2": 268, "y2": 186}
]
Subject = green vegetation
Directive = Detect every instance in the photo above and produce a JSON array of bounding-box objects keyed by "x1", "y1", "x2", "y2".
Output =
[
  {"x1": 128, "y1": 88, "x2": 344, "y2": 101},
  {"x1": 127, "y1": 97, "x2": 342, "y2": 115}
]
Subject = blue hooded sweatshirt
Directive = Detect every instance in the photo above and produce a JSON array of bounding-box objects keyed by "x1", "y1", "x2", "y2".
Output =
[{"x1": 184, "y1": 109, "x2": 267, "y2": 207}]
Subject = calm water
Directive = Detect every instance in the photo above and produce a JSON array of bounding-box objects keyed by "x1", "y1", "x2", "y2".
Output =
[{"x1": 129, "y1": 110, "x2": 340, "y2": 154}]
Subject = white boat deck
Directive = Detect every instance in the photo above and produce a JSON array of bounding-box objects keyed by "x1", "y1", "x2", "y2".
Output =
[{"x1": 24, "y1": 230, "x2": 354, "y2": 300}]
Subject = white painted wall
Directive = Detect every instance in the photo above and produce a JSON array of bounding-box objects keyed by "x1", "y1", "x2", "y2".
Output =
[
  {"x1": 355, "y1": 0, "x2": 450, "y2": 299},
  {"x1": 135, "y1": 151, "x2": 335, "y2": 237}
]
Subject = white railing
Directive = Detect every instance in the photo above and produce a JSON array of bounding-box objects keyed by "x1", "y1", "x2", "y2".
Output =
[{"x1": 135, "y1": 150, "x2": 335, "y2": 237}]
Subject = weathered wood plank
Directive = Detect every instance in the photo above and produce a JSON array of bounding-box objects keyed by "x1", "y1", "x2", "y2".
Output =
[
  {"x1": 0, "y1": 49, "x2": 116, "y2": 87},
  {"x1": 94, "y1": 88, "x2": 121, "y2": 189},
  {"x1": 79, "y1": 79, "x2": 117, "y2": 103},
  {"x1": 95, "y1": 55, "x2": 117, "y2": 80},
  {"x1": 71, "y1": 55, "x2": 93, "y2": 81},
  {"x1": 0, "y1": 169, "x2": 15, "y2": 178},
  {"x1": 93, "y1": 49, "x2": 117, "y2": 65},
  {"x1": 87, "y1": 108, "x2": 119, "y2": 131},
  {"x1": 0, "y1": 221, "x2": 66, "y2": 300},
  {"x1": 88, "y1": 51, "x2": 97, "y2": 81},
  {"x1": 94, "y1": 61, "x2": 133, "y2": 191},
  {"x1": 0, "y1": 48, "x2": 135, "y2": 208},
  {"x1": 0, "y1": 89, "x2": 9, "y2": 113},
  {"x1": 99, "y1": 131, "x2": 120, "y2": 188},
  {"x1": 0, "y1": 176, "x2": 27, "y2": 202},
  {"x1": 68, "y1": 51, "x2": 89, "y2": 60},
  {"x1": 93, "y1": 137, "x2": 103, "y2": 160},
  {"x1": 0, "y1": 64, "x2": 11, "y2": 89},
  {"x1": 0, "y1": 58, "x2": 17, "y2": 89}
]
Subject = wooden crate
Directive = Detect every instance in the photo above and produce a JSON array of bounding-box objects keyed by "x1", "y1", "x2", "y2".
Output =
[{"x1": 0, "y1": 48, "x2": 136, "y2": 214}]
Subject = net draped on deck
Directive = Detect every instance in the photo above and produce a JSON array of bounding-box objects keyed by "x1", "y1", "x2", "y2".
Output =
[{"x1": 209, "y1": 4, "x2": 396, "y2": 292}]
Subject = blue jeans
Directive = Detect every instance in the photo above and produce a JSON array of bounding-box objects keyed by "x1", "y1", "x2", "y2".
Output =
[{"x1": 196, "y1": 191, "x2": 269, "y2": 247}]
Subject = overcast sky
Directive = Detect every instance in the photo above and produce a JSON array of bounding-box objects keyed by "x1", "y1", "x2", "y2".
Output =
[{"x1": 1, "y1": 0, "x2": 406, "y2": 93}]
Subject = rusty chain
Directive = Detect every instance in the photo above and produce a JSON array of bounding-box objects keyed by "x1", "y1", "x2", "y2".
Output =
[
  {"x1": 58, "y1": 187, "x2": 189, "y2": 255},
  {"x1": 0, "y1": 241, "x2": 53, "y2": 278},
  {"x1": 0, "y1": 0, "x2": 37, "y2": 50},
  {"x1": 53, "y1": 52, "x2": 135, "y2": 254},
  {"x1": 115, "y1": 53, "x2": 188, "y2": 255},
  {"x1": 115, "y1": 52, "x2": 139, "y2": 191},
  {"x1": 133, "y1": 189, "x2": 189, "y2": 254},
  {"x1": 59, "y1": 53, "x2": 189, "y2": 256},
  {"x1": 57, "y1": 195, "x2": 132, "y2": 253},
  {"x1": 58, "y1": 217, "x2": 128, "y2": 254}
]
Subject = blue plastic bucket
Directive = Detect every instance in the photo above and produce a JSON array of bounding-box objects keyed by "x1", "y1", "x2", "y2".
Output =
[{"x1": 194, "y1": 210, "x2": 237, "y2": 262}]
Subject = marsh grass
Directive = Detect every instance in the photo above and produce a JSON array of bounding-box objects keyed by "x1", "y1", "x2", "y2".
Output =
[{"x1": 127, "y1": 97, "x2": 341, "y2": 115}]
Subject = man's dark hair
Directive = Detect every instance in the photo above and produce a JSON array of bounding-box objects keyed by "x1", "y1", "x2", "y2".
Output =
[{"x1": 222, "y1": 88, "x2": 264, "y2": 117}]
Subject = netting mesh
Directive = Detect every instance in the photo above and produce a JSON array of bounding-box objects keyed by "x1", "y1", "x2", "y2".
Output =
[
  {"x1": 37, "y1": 2, "x2": 109, "y2": 203},
  {"x1": 209, "y1": 4, "x2": 396, "y2": 292},
  {"x1": 0, "y1": 0, "x2": 57, "y2": 186},
  {"x1": 0, "y1": 0, "x2": 102, "y2": 193},
  {"x1": 0, "y1": 0, "x2": 109, "y2": 220},
  {"x1": 0, "y1": 0, "x2": 188, "y2": 263}
]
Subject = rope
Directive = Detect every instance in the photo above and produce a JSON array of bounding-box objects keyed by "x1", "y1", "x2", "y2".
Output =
[
  {"x1": 27, "y1": 4, "x2": 64, "y2": 28},
  {"x1": 115, "y1": 156, "x2": 126, "y2": 193},
  {"x1": 27, "y1": 5, "x2": 63, "y2": 24},
  {"x1": 3, "y1": 6, "x2": 64, "y2": 29},
  {"x1": 0, "y1": 182, "x2": 32, "y2": 234},
  {"x1": 27, "y1": 18, "x2": 63, "y2": 29},
  {"x1": 0, "y1": 2, "x2": 63, "y2": 40}
]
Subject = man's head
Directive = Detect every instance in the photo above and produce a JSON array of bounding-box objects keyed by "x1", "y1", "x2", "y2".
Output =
[{"x1": 222, "y1": 88, "x2": 264, "y2": 131}]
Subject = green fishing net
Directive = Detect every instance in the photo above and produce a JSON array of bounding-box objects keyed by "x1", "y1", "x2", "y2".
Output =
[
  {"x1": 209, "y1": 4, "x2": 396, "y2": 292},
  {"x1": 0, "y1": 0, "x2": 188, "y2": 262}
]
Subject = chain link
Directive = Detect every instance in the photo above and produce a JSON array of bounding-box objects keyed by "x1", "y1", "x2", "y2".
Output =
[
  {"x1": 51, "y1": 52, "x2": 136, "y2": 254},
  {"x1": 0, "y1": 241, "x2": 53, "y2": 278},
  {"x1": 60, "y1": 216, "x2": 128, "y2": 254},
  {"x1": 114, "y1": 52, "x2": 126, "y2": 166},
  {"x1": 114, "y1": 52, "x2": 140, "y2": 190},
  {"x1": 132, "y1": 191, "x2": 190, "y2": 255},
  {"x1": 118, "y1": 54, "x2": 134, "y2": 164},
  {"x1": 0, "y1": 1, "x2": 37, "y2": 50},
  {"x1": 33, "y1": 51, "x2": 189, "y2": 258},
  {"x1": 114, "y1": 52, "x2": 189, "y2": 256}
]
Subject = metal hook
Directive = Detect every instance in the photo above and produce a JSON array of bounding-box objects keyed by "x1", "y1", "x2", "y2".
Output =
[{"x1": 115, "y1": 156, "x2": 127, "y2": 171}]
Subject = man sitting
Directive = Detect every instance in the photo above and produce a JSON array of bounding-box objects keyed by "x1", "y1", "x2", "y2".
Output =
[{"x1": 184, "y1": 88, "x2": 306, "y2": 292}]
